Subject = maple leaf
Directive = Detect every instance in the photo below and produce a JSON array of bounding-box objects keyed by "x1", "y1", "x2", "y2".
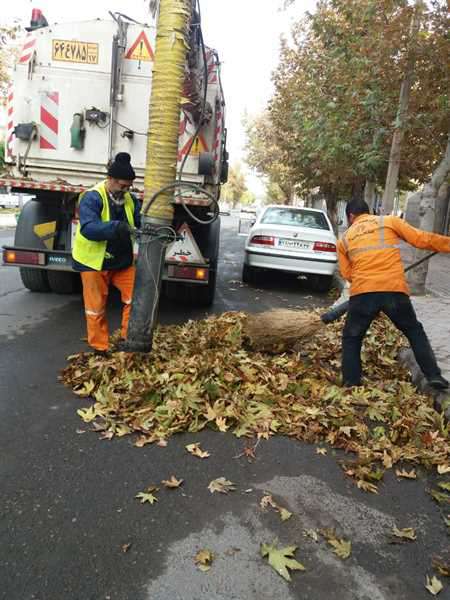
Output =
[
  {"x1": 357, "y1": 479, "x2": 379, "y2": 494},
  {"x1": 135, "y1": 491, "x2": 158, "y2": 504},
  {"x1": 395, "y1": 469, "x2": 417, "y2": 479},
  {"x1": 162, "y1": 476, "x2": 183, "y2": 489},
  {"x1": 260, "y1": 494, "x2": 278, "y2": 510},
  {"x1": 195, "y1": 549, "x2": 214, "y2": 572},
  {"x1": 121, "y1": 543, "x2": 132, "y2": 553},
  {"x1": 425, "y1": 575, "x2": 443, "y2": 596},
  {"x1": 438, "y1": 482, "x2": 450, "y2": 492},
  {"x1": 392, "y1": 527, "x2": 417, "y2": 541},
  {"x1": 303, "y1": 529, "x2": 319, "y2": 542},
  {"x1": 208, "y1": 477, "x2": 236, "y2": 494},
  {"x1": 77, "y1": 406, "x2": 98, "y2": 423},
  {"x1": 215, "y1": 417, "x2": 229, "y2": 432},
  {"x1": 430, "y1": 490, "x2": 450, "y2": 504},
  {"x1": 432, "y1": 556, "x2": 450, "y2": 578},
  {"x1": 316, "y1": 447, "x2": 327, "y2": 455},
  {"x1": 320, "y1": 529, "x2": 351, "y2": 559},
  {"x1": 437, "y1": 465, "x2": 450, "y2": 475},
  {"x1": 327, "y1": 537, "x2": 352, "y2": 559},
  {"x1": 279, "y1": 507, "x2": 293, "y2": 521},
  {"x1": 185, "y1": 443, "x2": 210, "y2": 459},
  {"x1": 260, "y1": 542, "x2": 305, "y2": 581}
]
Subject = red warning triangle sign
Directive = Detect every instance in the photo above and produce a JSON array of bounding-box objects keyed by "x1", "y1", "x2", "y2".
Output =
[{"x1": 125, "y1": 31, "x2": 154, "y2": 61}]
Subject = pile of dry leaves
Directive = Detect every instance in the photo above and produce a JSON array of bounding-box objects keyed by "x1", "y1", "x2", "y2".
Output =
[{"x1": 61, "y1": 310, "x2": 449, "y2": 493}]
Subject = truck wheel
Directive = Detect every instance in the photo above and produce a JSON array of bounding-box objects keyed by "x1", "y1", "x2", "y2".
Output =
[
  {"x1": 47, "y1": 271, "x2": 79, "y2": 294},
  {"x1": 19, "y1": 268, "x2": 50, "y2": 293},
  {"x1": 15, "y1": 198, "x2": 59, "y2": 293}
]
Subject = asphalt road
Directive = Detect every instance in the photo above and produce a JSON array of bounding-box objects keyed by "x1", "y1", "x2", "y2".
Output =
[{"x1": 0, "y1": 218, "x2": 448, "y2": 600}]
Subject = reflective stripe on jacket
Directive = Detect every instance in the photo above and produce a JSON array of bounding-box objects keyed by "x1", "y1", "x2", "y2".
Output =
[
  {"x1": 337, "y1": 214, "x2": 450, "y2": 297},
  {"x1": 72, "y1": 180, "x2": 135, "y2": 271}
]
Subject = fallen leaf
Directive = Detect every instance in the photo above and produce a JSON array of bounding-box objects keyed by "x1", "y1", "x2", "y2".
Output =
[
  {"x1": 437, "y1": 465, "x2": 450, "y2": 475},
  {"x1": 357, "y1": 479, "x2": 379, "y2": 494},
  {"x1": 327, "y1": 537, "x2": 352, "y2": 559},
  {"x1": 279, "y1": 507, "x2": 293, "y2": 521},
  {"x1": 303, "y1": 529, "x2": 319, "y2": 543},
  {"x1": 162, "y1": 476, "x2": 183, "y2": 489},
  {"x1": 321, "y1": 529, "x2": 351, "y2": 559},
  {"x1": 392, "y1": 526, "x2": 417, "y2": 541},
  {"x1": 438, "y1": 482, "x2": 450, "y2": 492},
  {"x1": 195, "y1": 549, "x2": 214, "y2": 572},
  {"x1": 260, "y1": 542, "x2": 305, "y2": 581},
  {"x1": 432, "y1": 556, "x2": 450, "y2": 577},
  {"x1": 260, "y1": 494, "x2": 278, "y2": 510},
  {"x1": 316, "y1": 447, "x2": 327, "y2": 455},
  {"x1": 431, "y1": 490, "x2": 450, "y2": 504},
  {"x1": 425, "y1": 575, "x2": 443, "y2": 595},
  {"x1": 157, "y1": 439, "x2": 168, "y2": 447},
  {"x1": 121, "y1": 543, "x2": 132, "y2": 553},
  {"x1": 135, "y1": 485, "x2": 159, "y2": 504},
  {"x1": 185, "y1": 443, "x2": 210, "y2": 459},
  {"x1": 395, "y1": 469, "x2": 417, "y2": 479},
  {"x1": 208, "y1": 477, "x2": 236, "y2": 494}
]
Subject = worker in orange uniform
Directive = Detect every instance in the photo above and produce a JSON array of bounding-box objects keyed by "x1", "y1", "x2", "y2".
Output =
[
  {"x1": 337, "y1": 199, "x2": 450, "y2": 390},
  {"x1": 72, "y1": 153, "x2": 141, "y2": 354}
]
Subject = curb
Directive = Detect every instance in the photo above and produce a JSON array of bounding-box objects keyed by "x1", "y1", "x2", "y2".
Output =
[{"x1": 398, "y1": 347, "x2": 450, "y2": 420}]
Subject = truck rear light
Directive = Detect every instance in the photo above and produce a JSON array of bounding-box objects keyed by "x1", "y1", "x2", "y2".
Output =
[
  {"x1": 250, "y1": 235, "x2": 275, "y2": 246},
  {"x1": 313, "y1": 241, "x2": 336, "y2": 252},
  {"x1": 168, "y1": 265, "x2": 209, "y2": 281},
  {"x1": 4, "y1": 250, "x2": 45, "y2": 265}
]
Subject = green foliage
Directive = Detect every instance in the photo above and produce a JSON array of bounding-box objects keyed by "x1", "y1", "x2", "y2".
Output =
[
  {"x1": 267, "y1": 0, "x2": 449, "y2": 202},
  {"x1": 0, "y1": 140, "x2": 4, "y2": 170},
  {"x1": 221, "y1": 163, "x2": 248, "y2": 207},
  {"x1": 0, "y1": 24, "x2": 19, "y2": 101},
  {"x1": 244, "y1": 111, "x2": 296, "y2": 204}
]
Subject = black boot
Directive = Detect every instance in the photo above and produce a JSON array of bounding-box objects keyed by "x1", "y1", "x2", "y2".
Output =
[{"x1": 427, "y1": 375, "x2": 449, "y2": 390}]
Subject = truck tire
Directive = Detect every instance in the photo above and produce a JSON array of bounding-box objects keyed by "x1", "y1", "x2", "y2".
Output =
[
  {"x1": 47, "y1": 271, "x2": 79, "y2": 294},
  {"x1": 15, "y1": 198, "x2": 60, "y2": 293},
  {"x1": 19, "y1": 268, "x2": 50, "y2": 293}
]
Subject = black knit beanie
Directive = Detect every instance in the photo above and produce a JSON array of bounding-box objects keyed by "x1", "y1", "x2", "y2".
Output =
[{"x1": 107, "y1": 152, "x2": 136, "y2": 180}]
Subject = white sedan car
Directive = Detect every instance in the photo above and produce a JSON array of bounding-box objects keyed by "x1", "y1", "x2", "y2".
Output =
[{"x1": 242, "y1": 205, "x2": 337, "y2": 292}]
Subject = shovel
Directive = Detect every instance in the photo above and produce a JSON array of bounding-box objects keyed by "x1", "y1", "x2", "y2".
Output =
[{"x1": 320, "y1": 251, "x2": 439, "y2": 324}]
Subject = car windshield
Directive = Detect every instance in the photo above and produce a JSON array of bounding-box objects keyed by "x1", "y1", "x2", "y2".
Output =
[{"x1": 260, "y1": 207, "x2": 330, "y2": 230}]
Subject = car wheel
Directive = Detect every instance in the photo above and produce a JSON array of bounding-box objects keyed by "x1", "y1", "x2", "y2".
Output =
[
  {"x1": 242, "y1": 263, "x2": 259, "y2": 285},
  {"x1": 310, "y1": 274, "x2": 333, "y2": 293}
]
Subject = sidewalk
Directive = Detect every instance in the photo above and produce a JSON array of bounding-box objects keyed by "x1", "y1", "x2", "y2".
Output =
[{"x1": 399, "y1": 244, "x2": 450, "y2": 417}]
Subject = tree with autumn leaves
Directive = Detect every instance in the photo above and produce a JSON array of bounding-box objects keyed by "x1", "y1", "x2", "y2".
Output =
[{"x1": 246, "y1": 0, "x2": 449, "y2": 218}]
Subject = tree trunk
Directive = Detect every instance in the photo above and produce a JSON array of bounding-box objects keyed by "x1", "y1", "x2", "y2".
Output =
[
  {"x1": 407, "y1": 135, "x2": 450, "y2": 294},
  {"x1": 364, "y1": 180, "x2": 376, "y2": 213},
  {"x1": 382, "y1": 3, "x2": 422, "y2": 215},
  {"x1": 324, "y1": 191, "x2": 339, "y2": 237}
]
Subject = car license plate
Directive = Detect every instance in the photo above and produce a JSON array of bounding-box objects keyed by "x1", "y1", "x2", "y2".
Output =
[{"x1": 278, "y1": 238, "x2": 311, "y2": 250}]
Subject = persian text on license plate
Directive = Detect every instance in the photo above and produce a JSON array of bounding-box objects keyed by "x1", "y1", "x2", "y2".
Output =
[{"x1": 278, "y1": 238, "x2": 311, "y2": 250}]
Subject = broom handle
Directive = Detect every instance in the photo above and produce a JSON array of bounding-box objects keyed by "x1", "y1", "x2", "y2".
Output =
[{"x1": 321, "y1": 250, "x2": 439, "y2": 324}]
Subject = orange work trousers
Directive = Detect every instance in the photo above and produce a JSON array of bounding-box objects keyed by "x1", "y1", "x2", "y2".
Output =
[{"x1": 80, "y1": 266, "x2": 136, "y2": 351}]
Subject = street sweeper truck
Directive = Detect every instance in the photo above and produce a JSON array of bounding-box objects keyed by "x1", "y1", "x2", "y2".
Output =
[{"x1": 1, "y1": 8, "x2": 228, "y2": 306}]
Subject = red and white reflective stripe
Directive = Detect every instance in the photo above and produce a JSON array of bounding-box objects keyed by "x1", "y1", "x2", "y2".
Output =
[
  {"x1": 0, "y1": 178, "x2": 210, "y2": 205},
  {"x1": 206, "y1": 49, "x2": 217, "y2": 84},
  {"x1": 213, "y1": 108, "x2": 223, "y2": 164},
  {"x1": 6, "y1": 86, "x2": 14, "y2": 159},
  {"x1": 19, "y1": 34, "x2": 36, "y2": 64},
  {"x1": 40, "y1": 92, "x2": 59, "y2": 150}
]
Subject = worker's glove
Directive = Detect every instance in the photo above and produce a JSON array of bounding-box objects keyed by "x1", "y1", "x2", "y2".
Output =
[{"x1": 115, "y1": 221, "x2": 132, "y2": 241}]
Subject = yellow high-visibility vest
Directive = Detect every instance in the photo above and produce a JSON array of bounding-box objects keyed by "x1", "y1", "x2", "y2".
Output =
[{"x1": 72, "y1": 180, "x2": 135, "y2": 271}]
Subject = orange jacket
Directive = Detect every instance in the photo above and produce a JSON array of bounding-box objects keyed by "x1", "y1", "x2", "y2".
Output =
[{"x1": 337, "y1": 214, "x2": 450, "y2": 296}]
